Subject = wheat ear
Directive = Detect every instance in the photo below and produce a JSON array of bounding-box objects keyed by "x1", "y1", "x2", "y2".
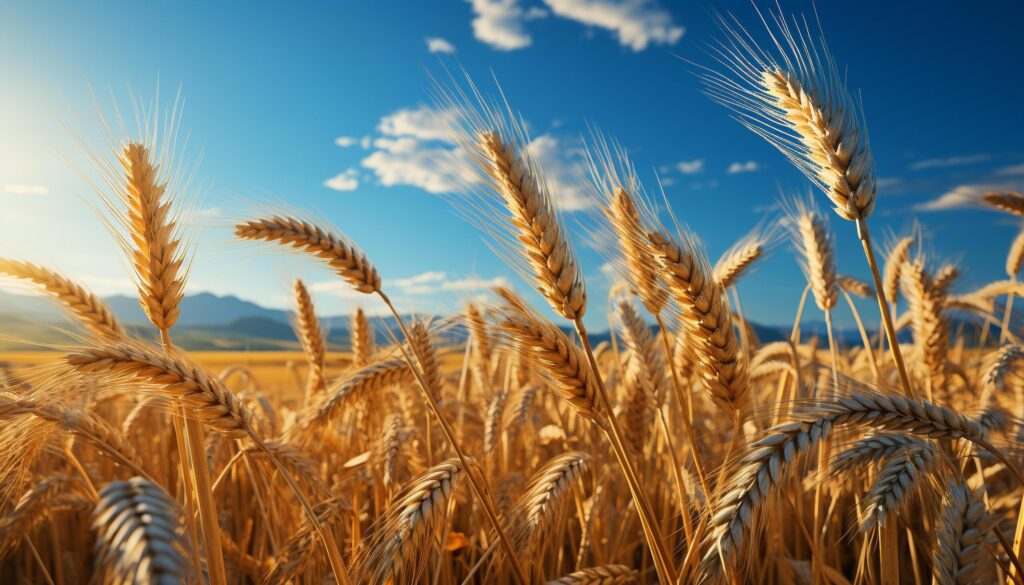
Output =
[
  {"x1": 982, "y1": 191, "x2": 1024, "y2": 216},
  {"x1": 66, "y1": 341, "x2": 256, "y2": 438},
  {"x1": 828, "y1": 433, "x2": 931, "y2": 475},
  {"x1": 934, "y1": 481, "x2": 999, "y2": 585},
  {"x1": 713, "y1": 225, "x2": 775, "y2": 289},
  {"x1": 119, "y1": 142, "x2": 187, "y2": 331},
  {"x1": 702, "y1": 7, "x2": 916, "y2": 402},
  {"x1": 494, "y1": 288, "x2": 601, "y2": 421},
  {"x1": 91, "y1": 477, "x2": 192, "y2": 584},
  {"x1": 350, "y1": 306, "x2": 375, "y2": 367},
  {"x1": 546, "y1": 565, "x2": 638, "y2": 584},
  {"x1": 788, "y1": 206, "x2": 838, "y2": 312},
  {"x1": 860, "y1": 443, "x2": 938, "y2": 532},
  {"x1": 648, "y1": 229, "x2": 749, "y2": 413},
  {"x1": 235, "y1": 215, "x2": 381, "y2": 293},
  {"x1": 883, "y1": 235, "x2": 916, "y2": 304},
  {"x1": 354, "y1": 458, "x2": 462, "y2": 584},
  {"x1": 475, "y1": 130, "x2": 587, "y2": 320},
  {"x1": 698, "y1": 389, "x2": 997, "y2": 581},
  {"x1": 293, "y1": 279, "x2": 327, "y2": 397},
  {"x1": 0, "y1": 259, "x2": 122, "y2": 338}
]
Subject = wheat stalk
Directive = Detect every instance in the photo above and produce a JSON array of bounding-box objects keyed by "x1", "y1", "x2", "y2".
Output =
[{"x1": 472, "y1": 131, "x2": 587, "y2": 320}]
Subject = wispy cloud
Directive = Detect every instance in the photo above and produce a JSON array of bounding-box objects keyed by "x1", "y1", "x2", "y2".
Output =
[
  {"x1": 335, "y1": 136, "x2": 357, "y2": 147},
  {"x1": 389, "y1": 271, "x2": 511, "y2": 295},
  {"x1": 909, "y1": 153, "x2": 989, "y2": 171},
  {"x1": 4, "y1": 184, "x2": 48, "y2": 195},
  {"x1": 998, "y1": 163, "x2": 1024, "y2": 176},
  {"x1": 324, "y1": 168, "x2": 359, "y2": 192},
  {"x1": 393, "y1": 271, "x2": 447, "y2": 288},
  {"x1": 542, "y1": 0, "x2": 683, "y2": 51},
  {"x1": 913, "y1": 182, "x2": 1024, "y2": 211},
  {"x1": 726, "y1": 161, "x2": 759, "y2": 174},
  {"x1": 675, "y1": 159, "x2": 704, "y2": 174},
  {"x1": 425, "y1": 37, "x2": 456, "y2": 54},
  {"x1": 440, "y1": 275, "x2": 511, "y2": 291},
  {"x1": 469, "y1": 0, "x2": 533, "y2": 50}
]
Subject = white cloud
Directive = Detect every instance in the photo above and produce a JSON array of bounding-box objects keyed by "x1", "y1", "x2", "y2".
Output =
[
  {"x1": 913, "y1": 184, "x2": 1018, "y2": 212},
  {"x1": 394, "y1": 271, "x2": 448, "y2": 288},
  {"x1": 675, "y1": 159, "x2": 704, "y2": 174},
  {"x1": 910, "y1": 153, "x2": 989, "y2": 170},
  {"x1": 335, "y1": 136, "x2": 358, "y2": 148},
  {"x1": 727, "y1": 161, "x2": 759, "y2": 174},
  {"x1": 998, "y1": 163, "x2": 1024, "y2": 176},
  {"x1": 526, "y1": 7, "x2": 548, "y2": 19},
  {"x1": 876, "y1": 177, "x2": 903, "y2": 189},
  {"x1": 393, "y1": 272, "x2": 512, "y2": 295},
  {"x1": 361, "y1": 136, "x2": 473, "y2": 194},
  {"x1": 351, "y1": 105, "x2": 587, "y2": 210},
  {"x1": 195, "y1": 207, "x2": 221, "y2": 218},
  {"x1": 4, "y1": 184, "x2": 48, "y2": 195},
  {"x1": 524, "y1": 134, "x2": 592, "y2": 210},
  {"x1": 542, "y1": 0, "x2": 683, "y2": 51},
  {"x1": 426, "y1": 37, "x2": 456, "y2": 54},
  {"x1": 441, "y1": 275, "x2": 511, "y2": 291},
  {"x1": 360, "y1": 136, "x2": 372, "y2": 149},
  {"x1": 378, "y1": 106, "x2": 456, "y2": 143},
  {"x1": 309, "y1": 280, "x2": 374, "y2": 301},
  {"x1": 325, "y1": 168, "x2": 359, "y2": 192},
  {"x1": 469, "y1": 0, "x2": 533, "y2": 50}
]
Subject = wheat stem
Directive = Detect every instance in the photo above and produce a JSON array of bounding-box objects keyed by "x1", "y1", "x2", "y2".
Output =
[
  {"x1": 856, "y1": 218, "x2": 917, "y2": 401},
  {"x1": 573, "y1": 317, "x2": 677, "y2": 583}
]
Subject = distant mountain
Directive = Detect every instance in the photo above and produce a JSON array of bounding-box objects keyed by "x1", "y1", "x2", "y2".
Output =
[
  {"x1": 104, "y1": 292, "x2": 292, "y2": 326},
  {"x1": 0, "y1": 290, "x2": 435, "y2": 351},
  {"x1": 0, "y1": 289, "x2": 999, "y2": 352}
]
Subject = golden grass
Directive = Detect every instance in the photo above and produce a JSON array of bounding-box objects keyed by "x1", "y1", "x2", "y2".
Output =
[{"x1": 3, "y1": 7, "x2": 1024, "y2": 585}]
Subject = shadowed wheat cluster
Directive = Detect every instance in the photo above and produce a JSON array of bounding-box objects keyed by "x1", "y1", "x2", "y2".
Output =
[{"x1": 2, "y1": 8, "x2": 1022, "y2": 585}]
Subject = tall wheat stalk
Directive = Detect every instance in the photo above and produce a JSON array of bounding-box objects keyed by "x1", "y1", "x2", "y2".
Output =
[
  {"x1": 454, "y1": 112, "x2": 676, "y2": 582},
  {"x1": 701, "y1": 8, "x2": 916, "y2": 403}
]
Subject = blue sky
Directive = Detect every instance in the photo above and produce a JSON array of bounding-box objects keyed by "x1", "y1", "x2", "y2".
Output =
[{"x1": 1, "y1": 0, "x2": 1023, "y2": 330}]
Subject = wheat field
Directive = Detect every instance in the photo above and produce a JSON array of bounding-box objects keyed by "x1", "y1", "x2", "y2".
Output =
[{"x1": 2, "y1": 7, "x2": 1023, "y2": 585}]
